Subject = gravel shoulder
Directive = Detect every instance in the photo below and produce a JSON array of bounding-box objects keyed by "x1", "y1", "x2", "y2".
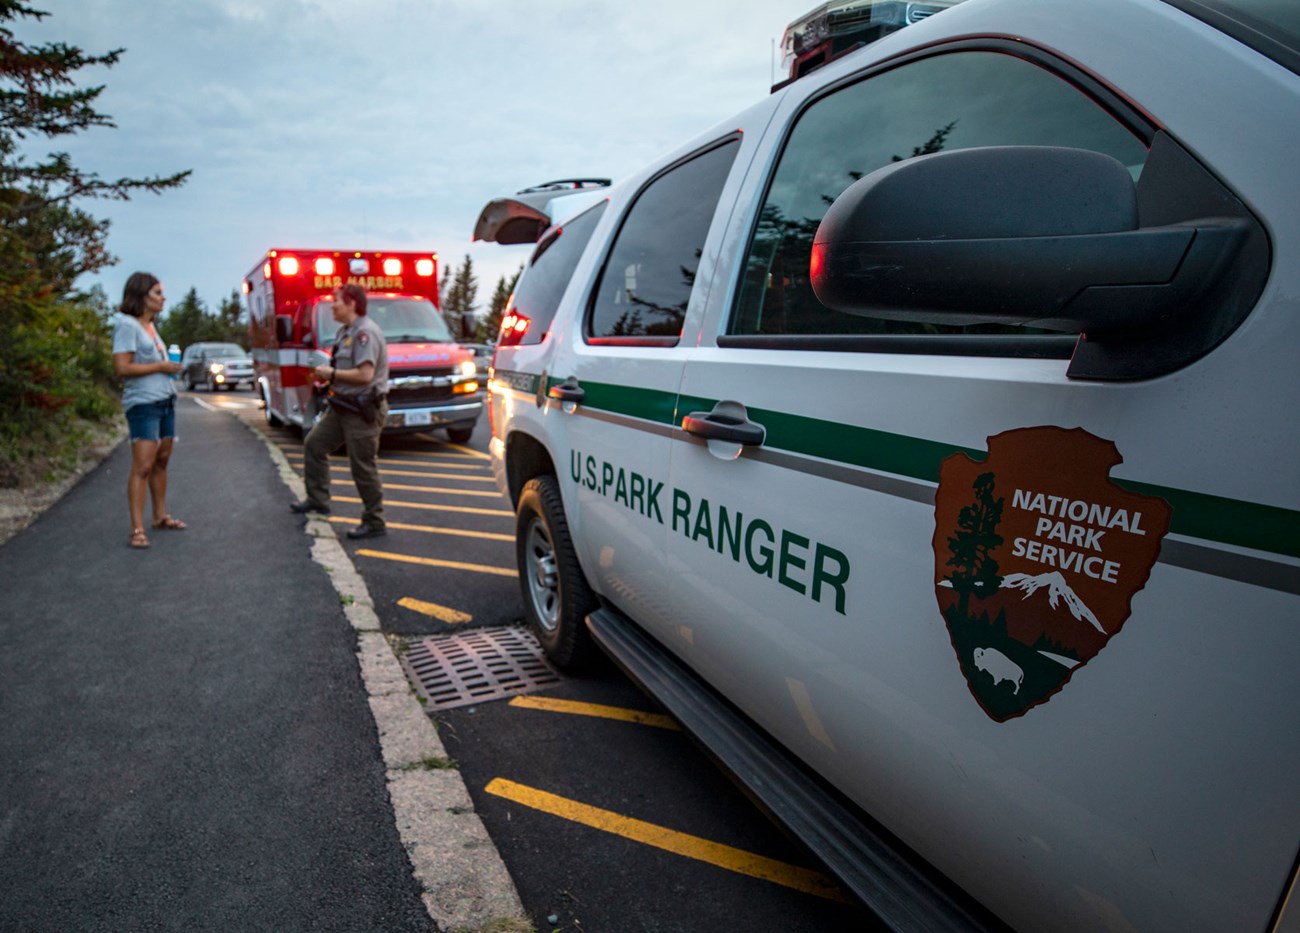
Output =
[{"x1": 0, "y1": 420, "x2": 128, "y2": 547}]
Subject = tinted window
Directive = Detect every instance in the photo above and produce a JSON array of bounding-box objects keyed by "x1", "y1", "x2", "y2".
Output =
[
  {"x1": 731, "y1": 51, "x2": 1149, "y2": 338},
  {"x1": 511, "y1": 200, "x2": 608, "y2": 345},
  {"x1": 316, "y1": 297, "x2": 453, "y2": 345},
  {"x1": 589, "y1": 139, "x2": 740, "y2": 341}
]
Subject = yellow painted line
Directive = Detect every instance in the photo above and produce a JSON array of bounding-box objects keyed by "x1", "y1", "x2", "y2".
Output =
[
  {"x1": 379, "y1": 469, "x2": 493, "y2": 482},
  {"x1": 381, "y1": 482, "x2": 504, "y2": 498},
  {"x1": 403, "y1": 445, "x2": 490, "y2": 462},
  {"x1": 333, "y1": 495, "x2": 511, "y2": 517},
  {"x1": 484, "y1": 778, "x2": 847, "y2": 902},
  {"x1": 283, "y1": 453, "x2": 491, "y2": 480},
  {"x1": 397, "y1": 597, "x2": 472, "y2": 624},
  {"x1": 509, "y1": 695, "x2": 680, "y2": 730},
  {"x1": 356, "y1": 549, "x2": 517, "y2": 578},
  {"x1": 327, "y1": 516, "x2": 511, "y2": 541},
  {"x1": 381, "y1": 457, "x2": 483, "y2": 470}
]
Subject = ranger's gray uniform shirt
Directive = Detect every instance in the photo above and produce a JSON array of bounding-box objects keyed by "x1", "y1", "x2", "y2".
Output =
[{"x1": 332, "y1": 314, "x2": 387, "y2": 398}]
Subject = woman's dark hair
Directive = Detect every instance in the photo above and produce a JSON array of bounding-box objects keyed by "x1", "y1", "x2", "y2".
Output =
[{"x1": 120, "y1": 272, "x2": 160, "y2": 318}]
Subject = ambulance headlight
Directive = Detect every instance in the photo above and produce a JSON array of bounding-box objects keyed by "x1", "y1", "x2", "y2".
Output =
[{"x1": 458, "y1": 360, "x2": 477, "y2": 378}]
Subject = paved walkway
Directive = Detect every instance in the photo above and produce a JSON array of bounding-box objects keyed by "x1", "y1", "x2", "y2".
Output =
[{"x1": 0, "y1": 397, "x2": 524, "y2": 932}]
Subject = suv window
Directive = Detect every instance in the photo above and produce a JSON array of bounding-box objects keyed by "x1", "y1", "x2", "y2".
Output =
[
  {"x1": 588, "y1": 138, "x2": 740, "y2": 343},
  {"x1": 731, "y1": 50, "x2": 1149, "y2": 339},
  {"x1": 512, "y1": 200, "x2": 608, "y2": 345}
]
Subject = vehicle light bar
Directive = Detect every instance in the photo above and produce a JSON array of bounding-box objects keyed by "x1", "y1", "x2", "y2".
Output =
[{"x1": 779, "y1": 0, "x2": 965, "y2": 81}]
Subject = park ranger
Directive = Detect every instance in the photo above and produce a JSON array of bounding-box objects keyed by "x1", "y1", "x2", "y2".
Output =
[{"x1": 290, "y1": 283, "x2": 389, "y2": 539}]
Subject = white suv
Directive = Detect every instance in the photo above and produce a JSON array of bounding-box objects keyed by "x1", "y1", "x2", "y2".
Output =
[{"x1": 477, "y1": 1, "x2": 1299, "y2": 930}]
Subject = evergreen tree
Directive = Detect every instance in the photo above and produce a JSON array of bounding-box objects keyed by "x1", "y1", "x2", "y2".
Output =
[
  {"x1": 215, "y1": 289, "x2": 245, "y2": 345},
  {"x1": 0, "y1": 2, "x2": 189, "y2": 484},
  {"x1": 156, "y1": 288, "x2": 210, "y2": 350},
  {"x1": 945, "y1": 471, "x2": 1004, "y2": 619},
  {"x1": 442, "y1": 254, "x2": 478, "y2": 339},
  {"x1": 477, "y1": 265, "x2": 521, "y2": 342}
]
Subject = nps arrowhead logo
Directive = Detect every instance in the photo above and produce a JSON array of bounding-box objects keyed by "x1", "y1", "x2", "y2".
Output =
[{"x1": 933, "y1": 427, "x2": 1172, "y2": 722}]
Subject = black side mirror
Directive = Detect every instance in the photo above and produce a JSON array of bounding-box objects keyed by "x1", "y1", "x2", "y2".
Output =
[
  {"x1": 274, "y1": 314, "x2": 294, "y2": 344},
  {"x1": 811, "y1": 144, "x2": 1255, "y2": 379}
]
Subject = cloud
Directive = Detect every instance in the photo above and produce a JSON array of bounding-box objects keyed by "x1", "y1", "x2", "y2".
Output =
[{"x1": 40, "y1": 0, "x2": 800, "y2": 311}]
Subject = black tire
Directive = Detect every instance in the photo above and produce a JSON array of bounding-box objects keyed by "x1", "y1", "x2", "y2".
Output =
[
  {"x1": 262, "y1": 387, "x2": 284, "y2": 427},
  {"x1": 515, "y1": 475, "x2": 598, "y2": 671},
  {"x1": 185, "y1": 373, "x2": 195, "y2": 391},
  {"x1": 446, "y1": 425, "x2": 473, "y2": 444}
]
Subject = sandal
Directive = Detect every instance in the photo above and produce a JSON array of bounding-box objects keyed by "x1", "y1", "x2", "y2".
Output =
[
  {"x1": 152, "y1": 516, "x2": 187, "y2": 530},
  {"x1": 130, "y1": 528, "x2": 151, "y2": 549}
]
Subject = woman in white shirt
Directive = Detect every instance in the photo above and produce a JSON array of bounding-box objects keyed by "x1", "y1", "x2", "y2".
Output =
[{"x1": 111, "y1": 272, "x2": 185, "y2": 549}]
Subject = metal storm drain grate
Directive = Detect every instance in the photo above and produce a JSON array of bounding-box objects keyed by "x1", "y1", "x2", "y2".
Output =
[{"x1": 399, "y1": 626, "x2": 562, "y2": 711}]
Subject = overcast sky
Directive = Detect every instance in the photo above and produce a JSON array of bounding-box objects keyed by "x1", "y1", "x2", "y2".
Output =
[{"x1": 30, "y1": 0, "x2": 803, "y2": 322}]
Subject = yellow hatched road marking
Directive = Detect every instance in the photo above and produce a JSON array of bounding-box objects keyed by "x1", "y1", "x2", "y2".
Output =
[
  {"x1": 283, "y1": 452, "x2": 491, "y2": 480},
  {"x1": 378, "y1": 469, "x2": 493, "y2": 482},
  {"x1": 355, "y1": 549, "x2": 517, "y2": 577},
  {"x1": 381, "y1": 482, "x2": 503, "y2": 498},
  {"x1": 397, "y1": 597, "x2": 472, "y2": 624},
  {"x1": 484, "y1": 778, "x2": 847, "y2": 902},
  {"x1": 401, "y1": 445, "x2": 490, "y2": 462},
  {"x1": 333, "y1": 495, "x2": 511, "y2": 517},
  {"x1": 327, "y1": 516, "x2": 511, "y2": 541},
  {"x1": 508, "y1": 695, "x2": 680, "y2": 730}
]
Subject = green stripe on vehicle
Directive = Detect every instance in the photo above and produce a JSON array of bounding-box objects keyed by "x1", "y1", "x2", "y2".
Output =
[{"x1": 524, "y1": 377, "x2": 1298, "y2": 560}]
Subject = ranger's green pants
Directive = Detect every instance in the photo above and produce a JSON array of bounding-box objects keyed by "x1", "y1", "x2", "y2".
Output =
[{"x1": 302, "y1": 398, "x2": 387, "y2": 529}]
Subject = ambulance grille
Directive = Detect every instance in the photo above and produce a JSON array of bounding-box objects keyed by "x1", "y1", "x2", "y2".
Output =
[{"x1": 399, "y1": 626, "x2": 561, "y2": 710}]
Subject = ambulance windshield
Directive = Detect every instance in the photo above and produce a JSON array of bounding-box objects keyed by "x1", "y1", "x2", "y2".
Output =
[{"x1": 317, "y1": 297, "x2": 455, "y2": 345}]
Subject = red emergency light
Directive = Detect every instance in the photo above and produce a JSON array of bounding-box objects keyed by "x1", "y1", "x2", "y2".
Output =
[
  {"x1": 314, "y1": 257, "x2": 335, "y2": 276},
  {"x1": 382, "y1": 258, "x2": 402, "y2": 276},
  {"x1": 498, "y1": 310, "x2": 530, "y2": 347},
  {"x1": 278, "y1": 256, "x2": 300, "y2": 276},
  {"x1": 415, "y1": 258, "x2": 435, "y2": 277}
]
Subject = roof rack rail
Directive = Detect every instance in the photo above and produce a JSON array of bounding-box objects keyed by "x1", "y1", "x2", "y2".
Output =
[{"x1": 516, "y1": 178, "x2": 611, "y2": 195}]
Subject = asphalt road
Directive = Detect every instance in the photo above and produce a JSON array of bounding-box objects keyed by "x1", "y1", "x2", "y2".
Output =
[
  {"x1": 209, "y1": 387, "x2": 874, "y2": 933},
  {"x1": 0, "y1": 395, "x2": 435, "y2": 932}
]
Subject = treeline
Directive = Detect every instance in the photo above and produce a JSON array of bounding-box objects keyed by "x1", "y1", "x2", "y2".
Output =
[
  {"x1": 157, "y1": 289, "x2": 246, "y2": 351},
  {"x1": 0, "y1": 2, "x2": 188, "y2": 486},
  {"x1": 441, "y1": 254, "x2": 521, "y2": 343}
]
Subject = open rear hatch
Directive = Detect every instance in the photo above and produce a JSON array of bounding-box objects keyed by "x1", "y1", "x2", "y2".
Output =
[{"x1": 472, "y1": 178, "x2": 610, "y2": 244}]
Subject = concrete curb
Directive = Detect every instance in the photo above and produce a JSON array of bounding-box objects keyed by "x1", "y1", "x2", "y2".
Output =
[{"x1": 238, "y1": 413, "x2": 530, "y2": 933}]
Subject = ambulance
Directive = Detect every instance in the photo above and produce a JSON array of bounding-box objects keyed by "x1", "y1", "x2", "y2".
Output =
[
  {"x1": 245, "y1": 249, "x2": 482, "y2": 441},
  {"x1": 474, "y1": 0, "x2": 1300, "y2": 929}
]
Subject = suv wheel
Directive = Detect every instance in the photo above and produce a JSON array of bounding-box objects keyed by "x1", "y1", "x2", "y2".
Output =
[
  {"x1": 516, "y1": 475, "x2": 597, "y2": 670},
  {"x1": 262, "y1": 387, "x2": 283, "y2": 427}
]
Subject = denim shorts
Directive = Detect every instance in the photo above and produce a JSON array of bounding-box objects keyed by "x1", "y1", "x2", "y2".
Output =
[{"x1": 125, "y1": 398, "x2": 177, "y2": 442}]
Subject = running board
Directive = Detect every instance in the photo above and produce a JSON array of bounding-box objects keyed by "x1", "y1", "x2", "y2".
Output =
[{"x1": 586, "y1": 607, "x2": 1006, "y2": 933}]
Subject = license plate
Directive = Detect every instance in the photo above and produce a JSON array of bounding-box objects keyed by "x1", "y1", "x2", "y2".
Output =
[{"x1": 405, "y1": 410, "x2": 431, "y2": 427}]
